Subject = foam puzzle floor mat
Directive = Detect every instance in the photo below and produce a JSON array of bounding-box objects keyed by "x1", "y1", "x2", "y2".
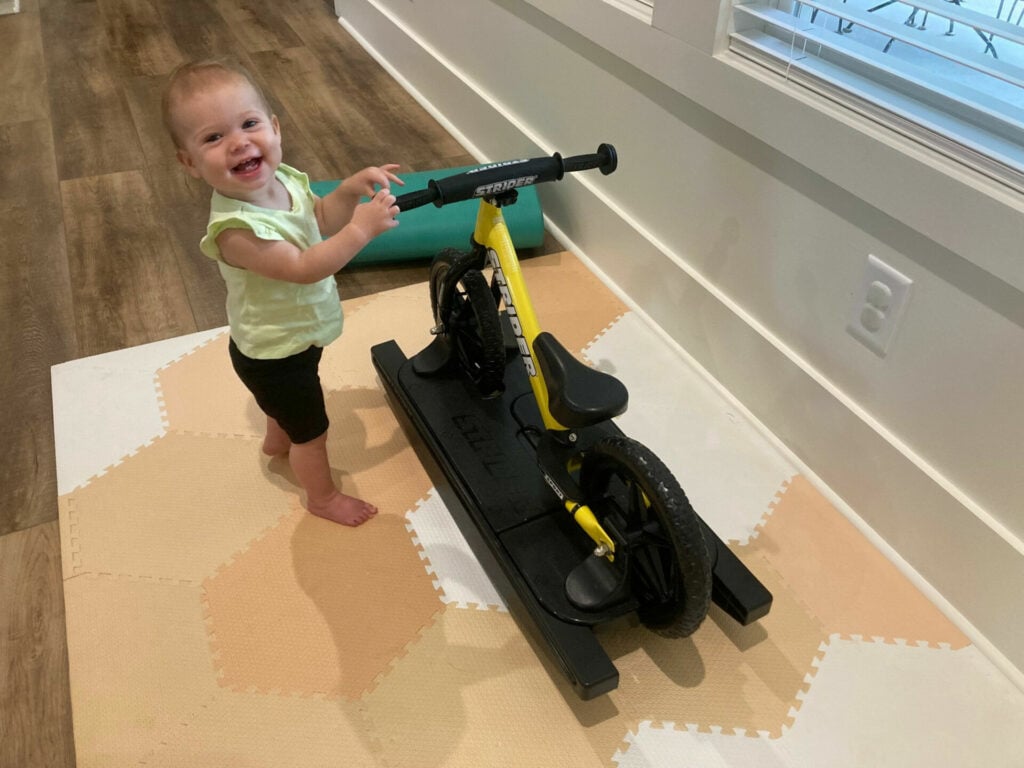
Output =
[{"x1": 52, "y1": 252, "x2": 1024, "y2": 766}]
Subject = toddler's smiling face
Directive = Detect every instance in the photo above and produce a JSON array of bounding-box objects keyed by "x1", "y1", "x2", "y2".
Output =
[{"x1": 173, "y1": 75, "x2": 283, "y2": 206}]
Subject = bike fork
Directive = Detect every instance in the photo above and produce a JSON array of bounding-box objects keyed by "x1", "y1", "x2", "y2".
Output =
[
  {"x1": 562, "y1": 498, "x2": 616, "y2": 559},
  {"x1": 536, "y1": 433, "x2": 618, "y2": 560}
]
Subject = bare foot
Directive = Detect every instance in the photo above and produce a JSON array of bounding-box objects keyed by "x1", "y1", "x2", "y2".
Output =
[
  {"x1": 262, "y1": 416, "x2": 291, "y2": 457},
  {"x1": 306, "y1": 492, "x2": 378, "y2": 527},
  {"x1": 287, "y1": 432, "x2": 375, "y2": 525}
]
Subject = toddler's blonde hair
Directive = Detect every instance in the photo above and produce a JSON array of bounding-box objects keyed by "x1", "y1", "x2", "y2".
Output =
[{"x1": 162, "y1": 58, "x2": 273, "y2": 148}]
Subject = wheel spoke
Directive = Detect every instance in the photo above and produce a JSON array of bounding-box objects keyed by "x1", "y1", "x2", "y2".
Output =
[
  {"x1": 623, "y1": 475, "x2": 674, "y2": 599},
  {"x1": 641, "y1": 520, "x2": 673, "y2": 550},
  {"x1": 633, "y1": 542, "x2": 671, "y2": 598}
]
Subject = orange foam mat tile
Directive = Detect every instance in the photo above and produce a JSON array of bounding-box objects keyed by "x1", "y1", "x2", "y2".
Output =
[
  {"x1": 203, "y1": 505, "x2": 442, "y2": 702},
  {"x1": 66, "y1": 570, "x2": 385, "y2": 766}
]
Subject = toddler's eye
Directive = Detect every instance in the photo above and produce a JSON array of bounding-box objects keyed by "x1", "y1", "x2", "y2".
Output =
[
  {"x1": 204, "y1": 133, "x2": 222, "y2": 144},
  {"x1": 243, "y1": 119, "x2": 259, "y2": 129}
]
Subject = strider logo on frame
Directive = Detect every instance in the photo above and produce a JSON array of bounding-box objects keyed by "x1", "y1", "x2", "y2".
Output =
[
  {"x1": 474, "y1": 175, "x2": 538, "y2": 197},
  {"x1": 543, "y1": 472, "x2": 565, "y2": 500},
  {"x1": 487, "y1": 248, "x2": 536, "y2": 376}
]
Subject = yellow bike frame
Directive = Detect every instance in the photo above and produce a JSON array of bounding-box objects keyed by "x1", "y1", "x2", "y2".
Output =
[{"x1": 473, "y1": 198, "x2": 617, "y2": 559}]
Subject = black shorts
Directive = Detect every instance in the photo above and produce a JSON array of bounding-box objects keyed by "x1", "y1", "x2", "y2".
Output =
[{"x1": 228, "y1": 338, "x2": 328, "y2": 444}]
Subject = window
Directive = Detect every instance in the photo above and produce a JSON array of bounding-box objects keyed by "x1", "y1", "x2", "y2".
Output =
[{"x1": 730, "y1": 0, "x2": 1024, "y2": 190}]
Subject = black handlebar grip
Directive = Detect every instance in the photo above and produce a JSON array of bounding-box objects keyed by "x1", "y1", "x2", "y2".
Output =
[
  {"x1": 561, "y1": 143, "x2": 617, "y2": 176},
  {"x1": 392, "y1": 144, "x2": 617, "y2": 212},
  {"x1": 430, "y1": 155, "x2": 565, "y2": 206},
  {"x1": 394, "y1": 186, "x2": 439, "y2": 212}
]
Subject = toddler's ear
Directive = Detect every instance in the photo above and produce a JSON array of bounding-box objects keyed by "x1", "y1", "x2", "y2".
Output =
[{"x1": 176, "y1": 148, "x2": 201, "y2": 179}]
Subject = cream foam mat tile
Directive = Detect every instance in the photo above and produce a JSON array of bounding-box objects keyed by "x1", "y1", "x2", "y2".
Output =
[
  {"x1": 612, "y1": 641, "x2": 1024, "y2": 767},
  {"x1": 51, "y1": 327, "x2": 226, "y2": 494},
  {"x1": 406, "y1": 488, "x2": 508, "y2": 611},
  {"x1": 588, "y1": 312, "x2": 796, "y2": 544}
]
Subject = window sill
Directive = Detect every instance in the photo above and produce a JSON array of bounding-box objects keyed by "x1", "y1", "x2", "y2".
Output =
[{"x1": 599, "y1": 0, "x2": 652, "y2": 25}]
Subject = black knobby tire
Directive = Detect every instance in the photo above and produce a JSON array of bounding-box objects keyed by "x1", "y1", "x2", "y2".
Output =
[
  {"x1": 579, "y1": 435, "x2": 712, "y2": 637},
  {"x1": 429, "y1": 253, "x2": 505, "y2": 397}
]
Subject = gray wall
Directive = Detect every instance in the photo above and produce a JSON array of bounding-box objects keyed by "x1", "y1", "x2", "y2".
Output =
[{"x1": 336, "y1": 0, "x2": 1024, "y2": 678}]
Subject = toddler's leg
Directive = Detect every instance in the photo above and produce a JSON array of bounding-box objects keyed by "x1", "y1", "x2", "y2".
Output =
[
  {"x1": 262, "y1": 415, "x2": 291, "y2": 456},
  {"x1": 288, "y1": 432, "x2": 378, "y2": 526}
]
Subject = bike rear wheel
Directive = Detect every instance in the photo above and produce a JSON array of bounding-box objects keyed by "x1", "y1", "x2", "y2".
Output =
[
  {"x1": 429, "y1": 251, "x2": 505, "y2": 397},
  {"x1": 579, "y1": 435, "x2": 712, "y2": 637}
]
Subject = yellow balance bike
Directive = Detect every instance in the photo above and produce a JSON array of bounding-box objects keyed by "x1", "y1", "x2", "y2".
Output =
[{"x1": 372, "y1": 144, "x2": 771, "y2": 699}]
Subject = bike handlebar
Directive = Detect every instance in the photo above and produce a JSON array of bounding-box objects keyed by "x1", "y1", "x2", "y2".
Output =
[{"x1": 393, "y1": 143, "x2": 617, "y2": 212}]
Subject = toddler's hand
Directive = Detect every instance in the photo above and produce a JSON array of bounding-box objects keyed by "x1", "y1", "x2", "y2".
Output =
[
  {"x1": 342, "y1": 164, "x2": 405, "y2": 198},
  {"x1": 350, "y1": 188, "x2": 399, "y2": 240}
]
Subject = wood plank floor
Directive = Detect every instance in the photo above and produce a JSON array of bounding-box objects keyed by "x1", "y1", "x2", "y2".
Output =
[{"x1": 0, "y1": 2, "x2": 555, "y2": 763}]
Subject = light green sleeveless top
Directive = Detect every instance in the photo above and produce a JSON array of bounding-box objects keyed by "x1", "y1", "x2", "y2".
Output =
[{"x1": 200, "y1": 164, "x2": 344, "y2": 359}]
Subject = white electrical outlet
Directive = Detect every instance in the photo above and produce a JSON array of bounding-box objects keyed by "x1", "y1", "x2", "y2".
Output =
[{"x1": 847, "y1": 254, "x2": 913, "y2": 357}]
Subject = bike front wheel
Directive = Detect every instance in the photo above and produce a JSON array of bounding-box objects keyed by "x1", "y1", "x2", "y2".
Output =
[
  {"x1": 429, "y1": 251, "x2": 505, "y2": 397},
  {"x1": 579, "y1": 435, "x2": 712, "y2": 637}
]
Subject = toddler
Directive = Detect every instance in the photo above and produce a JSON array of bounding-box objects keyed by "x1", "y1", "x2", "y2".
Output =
[{"x1": 162, "y1": 58, "x2": 402, "y2": 526}]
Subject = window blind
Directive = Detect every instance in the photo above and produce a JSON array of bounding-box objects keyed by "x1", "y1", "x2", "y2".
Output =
[{"x1": 730, "y1": 0, "x2": 1024, "y2": 189}]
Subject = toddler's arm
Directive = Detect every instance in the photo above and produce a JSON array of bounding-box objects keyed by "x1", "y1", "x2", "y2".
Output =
[
  {"x1": 316, "y1": 165, "x2": 404, "y2": 236},
  {"x1": 215, "y1": 188, "x2": 400, "y2": 284}
]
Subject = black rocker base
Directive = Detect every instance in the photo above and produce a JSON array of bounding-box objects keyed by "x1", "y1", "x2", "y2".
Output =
[{"x1": 371, "y1": 338, "x2": 772, "y2": 700}]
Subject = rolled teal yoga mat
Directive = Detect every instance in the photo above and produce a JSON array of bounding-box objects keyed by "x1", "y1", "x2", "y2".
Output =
[{"x1": 311, "y1": 165, "x2": 544, "y2": 265}]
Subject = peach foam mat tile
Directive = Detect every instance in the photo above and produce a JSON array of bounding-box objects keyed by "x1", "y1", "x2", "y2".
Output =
[
  {"x1": 61, "y1": 575, "x2": 223, "y2": 765},
  {"x1": 135, "y1": 692, "x2": 383, "y2": 768},
  {"x1": 742, "y1": 475, "x2": 970, "y2": 648},
  {"x1": 157, "y1": 332, "x2": 260, "y2": 438},
  {"x1": 360, "y1": 607, "x2": 608, "y2": 768},
  {"x1": 58, "y1": 432, "x2": 294, "y2": 583},
  {"x1": 320, "y1": 281, "x2": 434, "y2": 390},
  {"x1": 320, "y1": 384, "x2": 433, "y2": 517},
  {"x1": 52, "y1": 254, "x2": 1024, "y2": 767}
]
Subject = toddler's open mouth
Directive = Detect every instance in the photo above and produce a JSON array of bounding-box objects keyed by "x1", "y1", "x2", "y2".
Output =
[{"x1": 233, "y1": 157, "x2": 262, "y2": 174}]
